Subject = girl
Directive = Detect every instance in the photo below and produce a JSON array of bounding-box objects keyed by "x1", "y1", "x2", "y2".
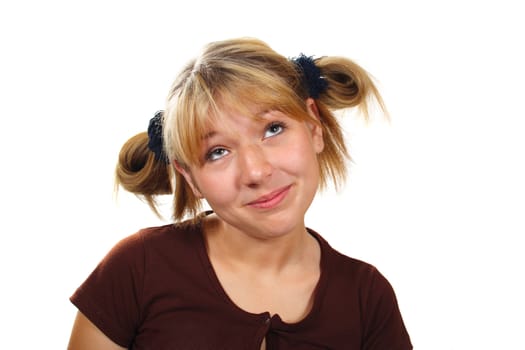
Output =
[{"x1": 68, "y1": 37, "x2": 412, "y2": 350}]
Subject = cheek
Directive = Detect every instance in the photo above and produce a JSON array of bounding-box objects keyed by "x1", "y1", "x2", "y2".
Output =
[
  {"x1": 193, "y1": 169, "x2": 238, "y2": 204},
  {"x1": 278, "y1": 137, "x2": 320, "y2": 176}
]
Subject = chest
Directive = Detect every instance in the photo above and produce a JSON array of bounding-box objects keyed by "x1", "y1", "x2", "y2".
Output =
[
  {"x1": 132, "y1": 304, "x2": 359, "y2": 350},
  {"x1": 132, "y1": 266, "x2": 362, "y2": 349},
  {"x1": 213, "y1": 266, "x2": 320, "y2": 324}
]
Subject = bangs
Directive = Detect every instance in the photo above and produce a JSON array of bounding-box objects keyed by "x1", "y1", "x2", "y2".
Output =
[
  {"x1": 216, "y1": 81, "x2": 307, "y2": 122},
  {"x1": 167, "y1": 70, "x2": 311, "y2": 167}
]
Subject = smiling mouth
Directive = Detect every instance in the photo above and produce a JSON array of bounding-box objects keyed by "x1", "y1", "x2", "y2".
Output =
[{"x1": 246, "y1": 185, "x2": 292, "y2": 209}]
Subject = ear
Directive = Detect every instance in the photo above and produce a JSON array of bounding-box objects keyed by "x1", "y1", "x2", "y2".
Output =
[
  {"x1": 305, "y1": 98, "x2": 325, "y2": 153},
  {"x1": 173, "y1": 160, "x2": 203, "y2": 198}
]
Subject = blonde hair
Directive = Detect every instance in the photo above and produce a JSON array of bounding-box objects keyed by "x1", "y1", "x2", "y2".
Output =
[{"x1": 115, "y1": 37, "x2": 384, "y2": 221}]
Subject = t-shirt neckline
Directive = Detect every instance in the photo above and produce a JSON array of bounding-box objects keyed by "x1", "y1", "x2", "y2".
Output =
[{"x1": 193, "y1": 213, "x2": 330, "y2": 331}]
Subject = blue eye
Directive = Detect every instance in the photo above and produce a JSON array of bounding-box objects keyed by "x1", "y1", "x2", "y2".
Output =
[
  {"x1": 264, "y1": 122, "x2": 286, "y2": 138},
  {"x1": 206, "y1": 147, "x2": 229, "y2": 161}
]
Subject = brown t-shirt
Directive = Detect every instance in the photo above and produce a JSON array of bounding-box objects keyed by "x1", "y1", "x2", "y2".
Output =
[{"x1": 70, "y1": 220, "x2": 412, "y2": 349}]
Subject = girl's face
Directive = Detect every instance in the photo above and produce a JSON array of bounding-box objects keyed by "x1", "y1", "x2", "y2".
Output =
[{"x1": 176, "y1": 99, "x2": 324, "y2": 240}]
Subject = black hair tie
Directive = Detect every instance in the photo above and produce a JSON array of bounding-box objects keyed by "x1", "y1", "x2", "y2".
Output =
[
  {"x1": 147, "y1": 110, "x2": 169, "y2": 163},
  {"x1": 291, "y1": 54, "x2": 328, "y2": 99}
]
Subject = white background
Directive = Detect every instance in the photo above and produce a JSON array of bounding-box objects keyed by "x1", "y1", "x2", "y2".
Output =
[{"x1": 1, "y1": 1, "x2": 524, "y2": 349}]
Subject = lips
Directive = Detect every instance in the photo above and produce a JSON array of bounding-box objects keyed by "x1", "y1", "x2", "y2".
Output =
[{"x1": 246, "y1": 185, "x2": 292, "y2": 209}]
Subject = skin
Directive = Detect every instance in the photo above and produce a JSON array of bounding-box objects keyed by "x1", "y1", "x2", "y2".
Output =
[
  {"x1": 177, "y1": 98, "x2": 324, "y2": 322},
  {"x1": 68, "y1": 98, "x2": 324, "y2": 349},
  {"x1": 67, "y1": 312, "x2": 126, "y2": 349}
]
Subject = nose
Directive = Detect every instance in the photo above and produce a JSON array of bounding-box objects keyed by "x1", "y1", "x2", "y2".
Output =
[{"x1": 238, "y1": 145, "x2": 273, "y2": 187}]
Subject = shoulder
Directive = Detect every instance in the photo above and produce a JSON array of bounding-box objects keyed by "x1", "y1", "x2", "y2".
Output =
[
  {"x1": 100, "y1": 219, "x2": 202, "y2": 268},
  {"x1": 137, "y1": 219, "x2": 203, "y2": 253},
  {"x1": 309, "y1": 228, "x2": 412, "y2": 349},
  {"x1": 69, "y1": 218, "x2": 208, "y2": 347},
  {"x1": 309, "y1": 227, "x2": 392, "y2": 293}
]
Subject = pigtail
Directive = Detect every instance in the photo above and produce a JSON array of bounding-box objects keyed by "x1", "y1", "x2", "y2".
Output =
[
  {"x1": 114, "y1": 132, "x2": 172, "y2": 218},
  {"x1": 315, "y1": 56, "x2": 386, "y2": 119},
  {"x1": 302, "y1": 56, "x2": 386, "y2": 190}
]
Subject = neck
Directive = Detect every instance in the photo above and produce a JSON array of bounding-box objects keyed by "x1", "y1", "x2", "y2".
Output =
[{"x1": 203, "y1": 214, "x2": 314, "y2": 274}]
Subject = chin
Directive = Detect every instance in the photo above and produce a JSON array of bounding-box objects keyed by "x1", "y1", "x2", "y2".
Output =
[{"x1": 249, "y1": 211, "x2": 305, "y2": 238}]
